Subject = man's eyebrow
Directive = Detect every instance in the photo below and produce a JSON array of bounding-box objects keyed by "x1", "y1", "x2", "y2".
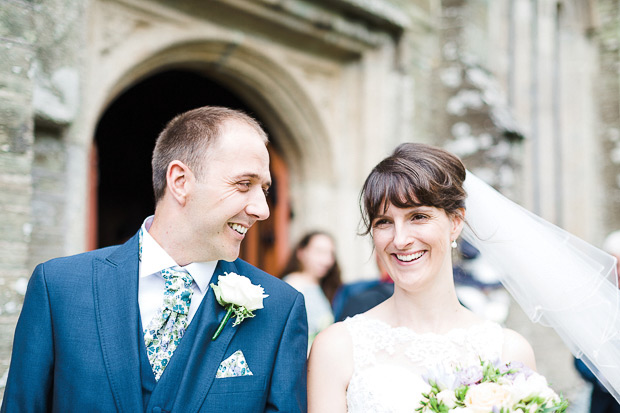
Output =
[{"x1": 234, "y1": 173, "x2": 271, "y2": 187}]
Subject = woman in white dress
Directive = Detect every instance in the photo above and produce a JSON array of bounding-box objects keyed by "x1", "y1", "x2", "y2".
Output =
[{"x1": 307, "y1": 143, "x2": 536, "y2": 412}]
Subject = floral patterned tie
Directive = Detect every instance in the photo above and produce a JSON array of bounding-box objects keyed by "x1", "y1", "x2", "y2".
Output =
[{"x1": 142, "y1": 264, "x2": 194, "y2": 381}]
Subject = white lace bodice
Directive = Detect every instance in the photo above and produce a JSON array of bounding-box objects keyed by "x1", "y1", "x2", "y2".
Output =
[{"x1": 344, "y1": 314, "x2": 504, "y2": 413}]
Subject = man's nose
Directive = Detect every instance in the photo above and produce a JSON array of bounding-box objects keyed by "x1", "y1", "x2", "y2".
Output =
[{"x1": 247, "y1": 189, "x2": 270, "y2": 221}]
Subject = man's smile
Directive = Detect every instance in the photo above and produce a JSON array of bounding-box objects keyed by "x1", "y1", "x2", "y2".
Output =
[{"x1": 228, "y1": 222, "x2": 249, "y2": 235}]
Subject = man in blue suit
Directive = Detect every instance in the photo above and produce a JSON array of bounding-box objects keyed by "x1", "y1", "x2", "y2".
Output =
[{"x1": 1, "y1": 106, "x2": 308, "y2": 412}]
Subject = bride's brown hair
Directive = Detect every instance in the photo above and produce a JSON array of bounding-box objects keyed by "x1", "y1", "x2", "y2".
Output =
[{"x1": 360, "y1": 142, "x2": 467, "y2": 236}]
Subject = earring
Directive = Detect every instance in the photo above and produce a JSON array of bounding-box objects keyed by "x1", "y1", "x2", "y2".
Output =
[{"x1": 451, "y1": 240, "x2": 457, "y2": 249}]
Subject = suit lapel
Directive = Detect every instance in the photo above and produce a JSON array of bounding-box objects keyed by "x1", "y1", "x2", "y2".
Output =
[
  {"x1": 172, "y1": 260, "x2": 241, "y2": 413},
  {"x1": 93, "y1": 233, "x2": 143, "y2": 413}
]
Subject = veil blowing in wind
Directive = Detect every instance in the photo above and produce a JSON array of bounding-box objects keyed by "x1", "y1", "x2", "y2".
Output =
[{"x1": 462, "y1": 171, "x2": 620, "y2": 402}]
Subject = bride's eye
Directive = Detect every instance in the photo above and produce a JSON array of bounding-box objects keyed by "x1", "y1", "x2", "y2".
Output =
[{"x1": 373, "y1": 218, "x2": 390, "y2": 228}]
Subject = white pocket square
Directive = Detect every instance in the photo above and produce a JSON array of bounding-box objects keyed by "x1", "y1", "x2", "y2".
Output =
[{"x1": 216, "y1": 350, "x2": 253, "y2": 378}]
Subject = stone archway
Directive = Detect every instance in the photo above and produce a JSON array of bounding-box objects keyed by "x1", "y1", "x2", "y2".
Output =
[
  {"x1": 93, "y1": 68, "x2": 292, "y2": 275},
  {"x1": 94, "y1": 40, "x2": 334, "y2": 184}
]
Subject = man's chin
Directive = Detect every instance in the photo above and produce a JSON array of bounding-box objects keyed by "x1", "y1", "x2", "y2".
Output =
[{"x1": 221, "y1": 248, "x2": 241, "y2": 263}]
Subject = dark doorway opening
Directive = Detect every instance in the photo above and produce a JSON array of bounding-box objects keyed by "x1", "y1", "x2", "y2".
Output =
[{"x1": 94, "y1": 69, "x2": 289, "y2": 275}]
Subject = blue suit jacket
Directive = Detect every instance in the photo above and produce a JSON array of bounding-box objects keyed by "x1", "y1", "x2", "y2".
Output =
[{"x1": 1, "y1": 232, "x2": 308, "y2": 412}]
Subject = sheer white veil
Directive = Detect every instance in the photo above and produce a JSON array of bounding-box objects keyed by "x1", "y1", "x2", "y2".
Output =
[{"x1": 461, "y1": 171, "x2": 620, "y2": 401}]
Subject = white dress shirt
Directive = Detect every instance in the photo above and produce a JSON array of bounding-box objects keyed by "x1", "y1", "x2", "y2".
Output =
[{"x1": 138, "y1": 216, "x2": 217, "y2": 329}]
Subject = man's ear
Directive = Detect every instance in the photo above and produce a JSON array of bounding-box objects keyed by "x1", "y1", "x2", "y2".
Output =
[{"x1": 165, "y1": 160, "x2": 194, "y2": 206}]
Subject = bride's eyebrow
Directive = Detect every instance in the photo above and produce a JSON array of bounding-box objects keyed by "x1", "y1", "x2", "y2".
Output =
[
  {"x1": 406, "y1": 205, "x2": 432, "y2": 213},
  {"x1": 372, "y1": 213, "x2": 391, "y2": 221},
  {"x1": 415, "y1": 204, "x2": 437, "y2": 211}
]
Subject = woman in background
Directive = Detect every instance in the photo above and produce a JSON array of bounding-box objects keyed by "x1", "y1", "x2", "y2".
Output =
[{"x1": 281, "y1": 231, "x2": 342, "y2": 349}]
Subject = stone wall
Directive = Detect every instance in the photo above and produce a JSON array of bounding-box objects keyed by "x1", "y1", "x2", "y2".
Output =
[
  {"x1": 597, "y1": 0, "x2": 620, "y2": 233},
  {"x1": 0, "y1": 0, "x2": 87, "y2": 397},
  {"x1": 0, "y1": 0, "x2": 36, "y2": 391}
]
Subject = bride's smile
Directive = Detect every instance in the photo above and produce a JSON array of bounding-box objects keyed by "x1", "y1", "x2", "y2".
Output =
[
  {"x1": 394, "y1": 250, "x2": 425, "y2": 262},
  {"x1": 372, "y1": 203, "x2": 462, "y2": 290}
]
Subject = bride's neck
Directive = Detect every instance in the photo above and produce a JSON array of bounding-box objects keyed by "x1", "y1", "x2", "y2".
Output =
[{"x1": 388, "y1": 284, "x2": 467, "y2": 334}]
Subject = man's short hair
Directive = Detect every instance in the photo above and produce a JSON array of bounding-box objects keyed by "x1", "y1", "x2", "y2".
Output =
[{"x1": 151, "y1": 106, "x2": 268, "y2": 202}]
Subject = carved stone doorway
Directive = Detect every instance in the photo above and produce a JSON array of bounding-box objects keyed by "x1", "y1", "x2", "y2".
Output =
[{"x1": 93, "y1": 68, "x2": 289, "y2": 276}]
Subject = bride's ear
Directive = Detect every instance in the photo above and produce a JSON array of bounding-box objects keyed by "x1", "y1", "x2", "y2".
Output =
[{"x1": 450, "y1": 208, "x2": 465, "y2": 239}]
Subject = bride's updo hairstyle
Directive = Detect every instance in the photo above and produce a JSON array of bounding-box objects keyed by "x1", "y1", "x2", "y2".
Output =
[{"x1": 360, "y1": 143, "x2": 467, "y2": 235}]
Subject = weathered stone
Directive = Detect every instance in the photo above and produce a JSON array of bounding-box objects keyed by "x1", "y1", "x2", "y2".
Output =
[
  {"x1": 0, "y1": 2, "x2": 36, "y2": 44},
  {"x1": 0, "y1": 0, "x2": 36, "y2": 400}
]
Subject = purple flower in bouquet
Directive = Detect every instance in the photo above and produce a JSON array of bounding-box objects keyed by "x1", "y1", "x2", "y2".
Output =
[
  {"x1": 421, "y1": 364, "x2": 459, "y2": 390},
  {"x1": 455, "y1": 365, "x2": 483, "y2": 386},
  {"x1": 491, "y1": 358, "x2": 508, "y2": 372},
  {"x1": 504, "y1": 361, "x2": 534, "y2": 379}
]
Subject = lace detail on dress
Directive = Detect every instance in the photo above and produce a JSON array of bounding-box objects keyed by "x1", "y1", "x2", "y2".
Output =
[{"x1": 344, "y1": 314, "x2": 504, "y2": 413}]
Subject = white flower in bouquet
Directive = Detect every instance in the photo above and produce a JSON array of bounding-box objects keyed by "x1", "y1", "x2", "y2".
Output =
[
  {"x1": 436, "y1": 389, "x2": 458, "y2": 409},
  {"x1": 464, "y1": 382, "x2": 512, "y2": 413},
  {"x1": 416, "y1": 359, "x2": 568, "y2": 413},
  {"x1": 509, "y1": 372, "x2": 559, "y2": 403},
  {"x1": 421, "y1": 363, "x2": 460, "y2": 391},
  {"x1": 528, "y1": 403, "x2": 541, "y2": 413}
]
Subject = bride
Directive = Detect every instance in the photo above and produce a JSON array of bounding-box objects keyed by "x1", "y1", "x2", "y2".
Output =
[{"x1": 307, "y1": 143, "x2": 536, "y2": 412}]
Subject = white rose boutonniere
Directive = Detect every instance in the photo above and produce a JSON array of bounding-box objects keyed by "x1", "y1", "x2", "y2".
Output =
[{"x1": 211, "y1": 272, "x2": 269, "y2": 340}]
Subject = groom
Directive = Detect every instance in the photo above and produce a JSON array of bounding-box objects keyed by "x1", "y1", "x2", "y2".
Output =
[{"x1": 1, "y1": 106, "x2": 308, "y2": 412}]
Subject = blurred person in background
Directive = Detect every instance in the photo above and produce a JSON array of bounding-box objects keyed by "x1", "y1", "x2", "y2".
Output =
[
  {"x1": 452, "y1": 239, "x2": 511, "y2": 324},
  {"x1": 332, "y1": 253, "x2": 393, "y2": 322},
  {"x1": 574, "y1": 230, "x2": 620, "y2": 413},
  {"x1": 282, "y1": 231, "x2": 342, "y2": 350}
]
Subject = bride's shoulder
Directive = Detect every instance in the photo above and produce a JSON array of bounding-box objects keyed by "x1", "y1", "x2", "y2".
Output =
[
  {"x1": 501, "y1": 327, "x2": 537, "y2": 371},
  {"x1": 312, "y1": 321, "x2": 353, "y2": 353},
  {"x1": 308, "y1": 321, "x2": 354, "y2": 377}
]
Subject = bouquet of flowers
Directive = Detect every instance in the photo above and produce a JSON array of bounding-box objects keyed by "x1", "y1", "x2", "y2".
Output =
[{"x1": 416, "y1": 359, "x2": 568, "y2": 413}]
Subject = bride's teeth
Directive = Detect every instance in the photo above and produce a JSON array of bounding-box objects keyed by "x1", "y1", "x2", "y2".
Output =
[
  {"x1": 396, "y1": 251, "x2": 424, "y2": 262},
  {"x1": 229, "y1": 223, "x2": 248, "y2": 235}
]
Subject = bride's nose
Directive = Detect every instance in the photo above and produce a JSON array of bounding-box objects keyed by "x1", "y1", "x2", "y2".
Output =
[{"x1": 392, "y1": 224, "x2": 414, "y2": 250}]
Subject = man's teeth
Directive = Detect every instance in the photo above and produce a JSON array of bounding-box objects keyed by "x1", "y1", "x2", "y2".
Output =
[
  {"x1": 396, "y1": 251, "x2": 424, "y2": 262},
  {"x1": 229, "y1": 223, "x2": 248, "y2": 235}
]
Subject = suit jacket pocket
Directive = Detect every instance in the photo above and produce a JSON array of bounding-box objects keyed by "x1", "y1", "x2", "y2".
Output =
[{"x1": 209, "y1": 375, "x2": 267, "y2": 394}]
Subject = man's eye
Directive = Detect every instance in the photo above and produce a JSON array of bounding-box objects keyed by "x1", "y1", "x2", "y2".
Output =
[
  {"x1": 237, "y1": 182, "x2": 251, "y2": 191},
  {"x1": 263, "y1": 188, "x2": 270, "y2": 197},
  {"x1": 412, "y1": 214, "x2": 428, "y2": 221}
]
